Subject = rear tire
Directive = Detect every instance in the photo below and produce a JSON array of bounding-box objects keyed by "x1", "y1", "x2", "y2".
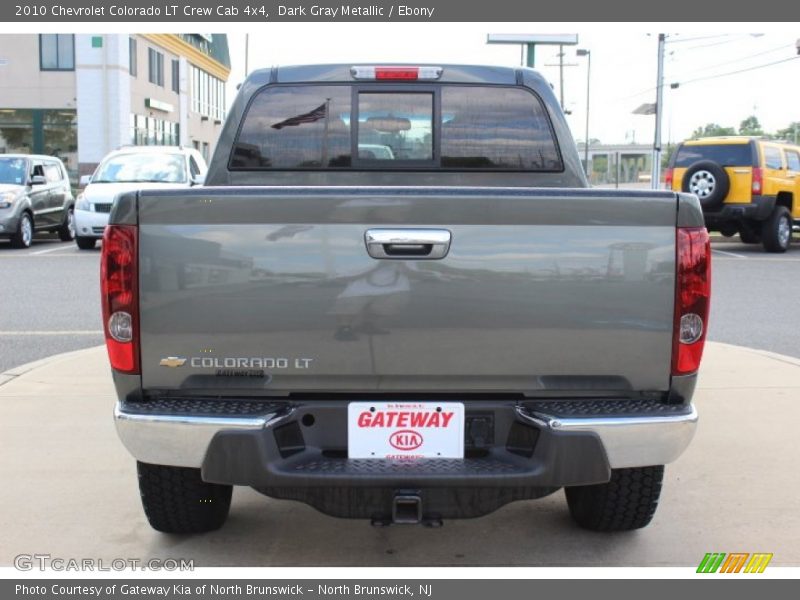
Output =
[
  {"x1": 137, "y1": 462, "x2": 232, "y2": 534},
  {"x1": 761, "y1": 206, "x2": 792, "y2": 253},
  {"x1": 75, "y1": 236, "x2": 96, "y2": 250},
  {"x1": 565, "y1": 465, "x2": 664, "y2": 531}
]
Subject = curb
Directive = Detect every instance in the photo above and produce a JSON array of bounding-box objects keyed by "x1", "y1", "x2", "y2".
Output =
[
  {"x1": 709, "y1": 342, "x2": 800, "y2": 368},
  {"x1": 0, "y1": 345, "x2": 105, "y2": 387}
]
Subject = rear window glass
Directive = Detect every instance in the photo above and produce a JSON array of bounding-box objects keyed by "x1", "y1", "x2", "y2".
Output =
[
  {"x1": 674, "y1": 144, "x2": 753, "y2": 168},
  {"x1": 231, "y1": 84, "x2": 562, "y2": 171},
  {"x1": 441, "y1": 87, "x2": 561, "y2": 170},
  {"x1": 358, "y1": 92, "x2": 433, "y2": 161},
  {"x1": 232, "y1": 86, "x2": 352, "y2": 169}
]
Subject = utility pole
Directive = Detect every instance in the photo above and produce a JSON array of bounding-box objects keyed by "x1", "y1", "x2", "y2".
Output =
[
  {"x1": 577, "y1": 49, "x2": 591, "y2": 179},
  {"x1": 244, "y1": 33, "x2": 249, "y2": 76},
  {"x1": 651, "y1": 33, "x2": 665, "y2": 190},
  {"x1": 558, "y1": 45, "x2": 565, "y2": 109}
]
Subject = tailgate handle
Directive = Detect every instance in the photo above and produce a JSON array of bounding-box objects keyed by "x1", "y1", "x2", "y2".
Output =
[{"x1": 365, "y1": 228, "x2": 451, "y2": 260}]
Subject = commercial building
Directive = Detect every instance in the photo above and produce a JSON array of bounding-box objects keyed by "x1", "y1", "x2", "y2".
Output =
[{"x1": 0, "y1": 34, "x2": 231, "y2": 182}]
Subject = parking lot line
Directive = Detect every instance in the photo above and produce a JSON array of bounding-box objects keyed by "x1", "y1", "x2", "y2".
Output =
[
  {"x1": 0, "y1": 330, "x2": 103, "y2": 335},
  {"x1": 712, "y1": 249, "x2": 747, "y2": 259},
  {"x1": 29, "y1": 245, "x2": 73, "y2": 255},
  {"x1": 0, "y1": 252, "x2": 94, "y2": 258}
]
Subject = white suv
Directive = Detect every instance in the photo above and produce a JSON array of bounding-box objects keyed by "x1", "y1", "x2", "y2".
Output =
[{"x1": 75, "y1": 146, "x2": 207, "y2": 249}]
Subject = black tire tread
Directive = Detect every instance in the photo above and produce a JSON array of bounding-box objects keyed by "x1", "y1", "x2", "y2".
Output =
[
  {"x1": 739, "y1": 221, "x2": 761, "y2": 244},
  {"x1": 10, "y1": 213, "x2": 32, "y2": 248},
  {"x1": 565, "y1": 465, "x2": 664, "y2": 532},
  {"x1": 761, "y1": 206, "x2": 791, "y2": 253},
  {"x1": 57, "y1": 208, "x2": 75, "y2": 242},
  {"x1": 137, "y1": 462, "x2": 232, "y2": 534},
  {"x1": 75, "y1": 236, "x2": 96, "y2": 250}
]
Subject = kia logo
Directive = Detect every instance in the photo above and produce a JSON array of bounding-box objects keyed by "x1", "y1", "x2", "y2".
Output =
[{"x1": 389, "y1": 430, "x2": 423, "y2": 451}]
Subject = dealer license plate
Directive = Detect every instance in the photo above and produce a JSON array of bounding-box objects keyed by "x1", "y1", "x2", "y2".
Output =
[{"x1": 348, "y1": 402, "x2": 465, "y2": 459}]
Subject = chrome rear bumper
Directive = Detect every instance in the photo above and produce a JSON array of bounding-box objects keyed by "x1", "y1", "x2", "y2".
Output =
[{"x1": 115, "y1": 400, "x2": 697, "y2": 473}]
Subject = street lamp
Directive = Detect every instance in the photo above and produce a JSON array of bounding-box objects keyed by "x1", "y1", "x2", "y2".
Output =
[{"x1": 576, "y1": 48, "x2": 591, "y2": 180}]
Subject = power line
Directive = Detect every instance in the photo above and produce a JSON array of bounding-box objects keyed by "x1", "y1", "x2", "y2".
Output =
[
  {"x1": 674, "y1": 55, "x2": 800, "y2": 87},
  {"x1": 675, "y1": 43, "x2": 793, "y2": 77},
  {"x1": 612, "y1": 46, "x2": 797, "y2": 102},
  {"x1": 665, "y1": 34, "x2": 735, "y2": 45},
  {"x1": 676, "y1": 35, "x2": 755, "y2": 52}
]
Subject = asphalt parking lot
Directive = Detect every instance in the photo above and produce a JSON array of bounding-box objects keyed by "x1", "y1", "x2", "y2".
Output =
[{"x1": 0, "y1": 236, "x2": 103, "y2": 372}]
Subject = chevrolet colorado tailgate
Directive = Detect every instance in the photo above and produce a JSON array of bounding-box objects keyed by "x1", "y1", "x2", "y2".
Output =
[{"x1": 136, "y1": 186, "x2": 677, "y2": 394}]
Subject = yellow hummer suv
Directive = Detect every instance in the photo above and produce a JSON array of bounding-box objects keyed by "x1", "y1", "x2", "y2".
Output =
[{"x1": 666, "y1": 137, "x2": 799, "y2": 252}]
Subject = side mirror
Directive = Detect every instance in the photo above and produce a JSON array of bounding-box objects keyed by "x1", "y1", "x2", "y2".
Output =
[
  {"x1": 30, "y1": 175, "x2": 47, "y2": 185},
  {"x1": 190, "y1": 174, "x2": 205, "y2": 186},
  {"x1": 79, "y1": 175, "x2": 92, "y2": 186}
]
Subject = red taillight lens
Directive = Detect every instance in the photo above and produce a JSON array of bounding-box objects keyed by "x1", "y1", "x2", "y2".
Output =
[
  {"x1": 351, "y1": 66, "x2": 443, "y2": 81},
  {"x1": 751, "y1": 167, "x2": 763, "y2": 194},
  {"x1": 664, "y1": 168, "x2": 674, "y2": 190},
  {"x1": 375, "y1": 67, "x2": 419, "y2": 80},
  {"x1": 101, "y1": 225, "x2": 139, "y2": 374},
  {"x1": 672, "y1": 227, "x2": 711, "y2": 376}
]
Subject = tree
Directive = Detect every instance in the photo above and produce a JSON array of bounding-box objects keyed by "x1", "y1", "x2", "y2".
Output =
[
  {"x1": 738, "y1": 115, "x2": 764, "y2": 136},
  {"x1": 691, "y1": 123, "x2": 736, "y2": 139},
  {"x1": 775, "y1": 122, "x2": 800, "y2": 144}
]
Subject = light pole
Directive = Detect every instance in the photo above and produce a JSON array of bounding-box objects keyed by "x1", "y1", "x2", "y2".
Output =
[
  {"x1": 577, "y1": 48, "x2": 591, "y2": 180},
  {"x1": 652, "y1": 33, "x2": 666, "y2": 189}
]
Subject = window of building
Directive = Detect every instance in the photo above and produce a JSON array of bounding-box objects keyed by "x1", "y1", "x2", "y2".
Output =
[
  {"x1": 171, "y1": 59, "x2": 180, "y2": 93},
  {"x1": 202, "y1": 142, "x2": 210, "y2": 163},
  {"x1": 190, "y1": 65, "x2": 226, "y2": 121},
  {"x1": 129, "y1": 38, "x2": 137, "y2": 76},
  {"x1": 39, "y1": 34, "x2": 74, "y2": 71},
  {"x1": 148, "y1": 48, "x2": 164, "y2": 87},
  {"x1": 129, "y1": 113, "x2": 179, "y2": 146},
  {"x1": 0, "y1": 109, "x2": 77, "y2": 182}
]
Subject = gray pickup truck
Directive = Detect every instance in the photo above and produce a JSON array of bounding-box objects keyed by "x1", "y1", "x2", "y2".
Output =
[{"x1": 105, "y1": 64, "x2": 710, "y2": 534}]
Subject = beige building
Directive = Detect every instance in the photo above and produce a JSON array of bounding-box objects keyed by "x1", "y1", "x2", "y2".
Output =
[{"x1": 0, "y1": 34, "x2": 231, "y2": 181}]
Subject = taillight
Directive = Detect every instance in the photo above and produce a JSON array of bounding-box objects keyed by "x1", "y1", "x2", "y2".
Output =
[
  {"x1": 101, "y1": 224, "x2": 139, "y2": 374},
  {"x1": 664, "y1": 168, "x2": 674, "y2": 190},
  {"x1": 350, "y1": 66, "x2": 443, "y2": 81},
  {"x1": 672, "y1": 227, "x2": 711, "y2": 376},
  {"x1": 751, "y1": 167, "x2": 763, "y2": 194}
]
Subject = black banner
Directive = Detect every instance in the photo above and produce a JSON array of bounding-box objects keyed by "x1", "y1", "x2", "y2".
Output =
[
  {"x1": 3, "y1": 0, "x2": 800, "y2": 22},
  {"x1": 4, "y1": 580, "x2": 799, "y2": 600}
]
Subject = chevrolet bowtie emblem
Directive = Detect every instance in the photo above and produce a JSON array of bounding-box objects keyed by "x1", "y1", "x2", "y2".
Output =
[{"x1": 159, "y1": 357, "x2": 187, "y2": 368}]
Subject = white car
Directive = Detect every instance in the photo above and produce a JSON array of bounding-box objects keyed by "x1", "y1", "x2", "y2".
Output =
[{"x1": 74, "y1": 146, "x2": 207, "y2": 249}]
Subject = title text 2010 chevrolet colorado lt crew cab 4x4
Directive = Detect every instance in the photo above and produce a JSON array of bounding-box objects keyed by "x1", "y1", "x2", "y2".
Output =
[{"x1": 105, "y1": 64, "x2": 710, "y2": 534}]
